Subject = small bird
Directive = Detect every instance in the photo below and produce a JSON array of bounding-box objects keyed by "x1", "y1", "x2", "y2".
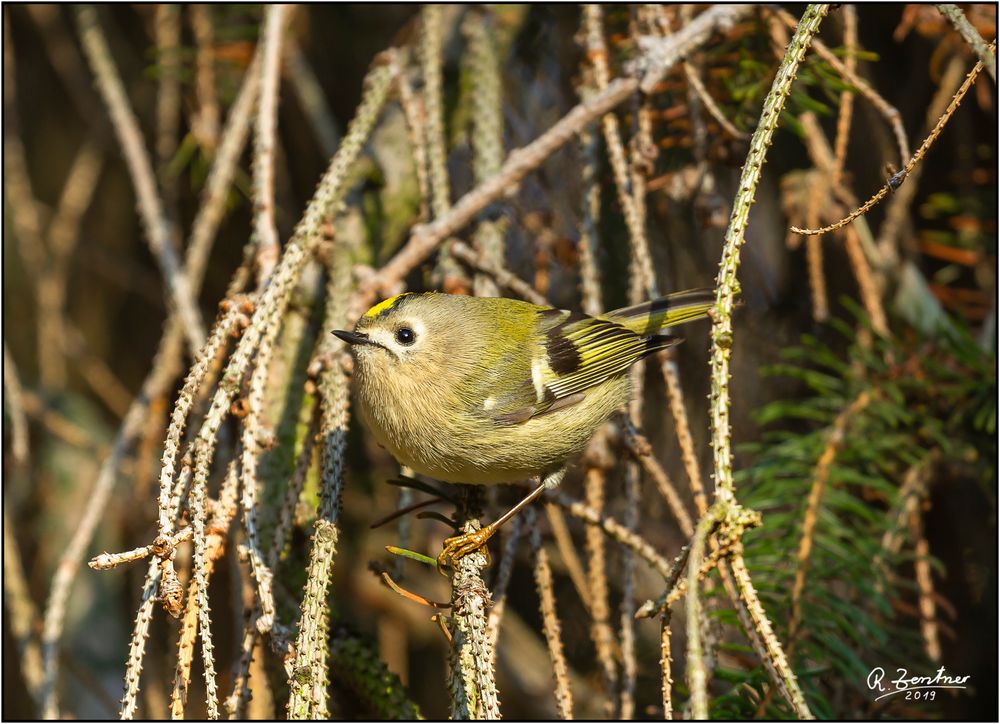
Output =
[{"x1": 333, "y1": 289, "x2": 714, "y2": 571}]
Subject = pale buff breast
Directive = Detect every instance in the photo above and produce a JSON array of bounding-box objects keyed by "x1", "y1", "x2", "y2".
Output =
[{"x1": 355, "y1": 372, "x2": 630, "y2": 484}]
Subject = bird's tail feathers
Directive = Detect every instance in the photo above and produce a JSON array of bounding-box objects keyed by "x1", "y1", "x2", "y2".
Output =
[{"x1": 607, "y1": 288, "x2": 715, "y2": 335}]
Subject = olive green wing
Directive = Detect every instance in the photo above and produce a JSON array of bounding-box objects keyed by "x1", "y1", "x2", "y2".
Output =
[
  {"x1": 537, "y1": 310, "x2": 680, "y2": 398},
  {"x1": 483, "y1": 308, "x2": 679, "y2": 426}
]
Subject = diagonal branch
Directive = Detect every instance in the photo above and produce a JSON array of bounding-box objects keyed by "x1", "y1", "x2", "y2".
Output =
[
  {"x1": 936, "y1": 3, "x2": 996, "y2": 80},
  {"x1": 75, "y1": 5, "x2": 206, "y2": 353}
]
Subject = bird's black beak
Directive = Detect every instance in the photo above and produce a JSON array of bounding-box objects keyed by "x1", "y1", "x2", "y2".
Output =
[{"x1": 332, "y1": 329, "x2": 371, "y2": 346}]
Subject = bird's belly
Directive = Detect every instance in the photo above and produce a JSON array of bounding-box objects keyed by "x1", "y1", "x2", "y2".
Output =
[{"x1": 359, "y1": 376, "x2": 629, "y2": 484}]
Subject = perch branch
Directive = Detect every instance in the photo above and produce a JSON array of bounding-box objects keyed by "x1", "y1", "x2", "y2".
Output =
[{"x1": 446, "y1": 489, "x2": 500, "y2": 720}]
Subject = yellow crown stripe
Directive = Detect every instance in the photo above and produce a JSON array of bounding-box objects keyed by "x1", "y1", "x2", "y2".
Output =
[{"x1": 363, "y1": 292, "x2": 414, "y2": 319}]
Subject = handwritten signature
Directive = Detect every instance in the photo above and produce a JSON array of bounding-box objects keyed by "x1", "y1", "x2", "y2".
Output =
[{"x1": 867, "y1": 666, "x2": 971, "y2": 702}]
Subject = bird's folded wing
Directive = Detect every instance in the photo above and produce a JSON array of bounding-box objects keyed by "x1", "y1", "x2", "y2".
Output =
[{"x1": 484, "y1": 309, "x2": 679, "y2": 426}]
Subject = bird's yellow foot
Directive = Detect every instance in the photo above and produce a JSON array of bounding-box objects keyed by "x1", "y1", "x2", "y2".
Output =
[{"x1": 437, "y1": 525, "x2": 496, "y2": 575}]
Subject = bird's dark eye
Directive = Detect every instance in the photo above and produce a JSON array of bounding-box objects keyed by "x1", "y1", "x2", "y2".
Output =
[{"x1": 395, "y1": 327, "x2": 416, "y2": 346}]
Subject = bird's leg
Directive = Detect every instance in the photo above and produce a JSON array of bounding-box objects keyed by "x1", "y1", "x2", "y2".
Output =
[{"x1": 437, "y1": 469, "x2": 565, "y2": 575}]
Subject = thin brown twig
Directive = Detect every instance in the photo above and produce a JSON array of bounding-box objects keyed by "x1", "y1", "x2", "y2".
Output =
[
  {"x1": 582, "y1": 458, "x2": 618, "y2": 716},
  {"x1": 646, "y1": 7, "x2": 714, "y2": 525},
  {"x1": 793, "y1": 109, "x2": 890, "y2": 335},
  {"x1": 805, "y1": 172, "x2": 830, "y2": 322},
  {"x1": 46, "y1": 138, "x2": 104, "y2": 313},
  {"x1": 381, "y1": 572, "x2": 450, "y2": 609},
  {"x1": 635, "y1": 530, "x2": 743, "y2": 620},
  {"x1": 190, "y1": 4, "x2": 220, "y2": 151},
  {"x1": 24, "y1": 5, "x2": 110, "y2": 136},
  {"x1": 75, "y1": 5, "x2": 206, "y2": 353},
  {"x1": 62, "y1": 323, "x2": 133, "y2": 418},
  {"x1": 3, "y1": 22, "x2": 64, "y2": 389},
  {"x1": 619, "y1": 461, "x2": 639, "y2": 721},
  {"x1": 788, "y1": 390, "x2": 873, "y2": 641},
  {"x1": 486, "y1": 514, "x2": 524, "y2": 651},
  {"x1": 252, "y1": 4, "x2": 287, "y2": 288},
  {"x1": 772, "y1": 7, "x2": 911, "y2": 165},
  {"x1": 876, "y1": 452, "x2": 938, "y2": 585},
  {"x1": 660, "y1": 613, "x2": 674, "y2": 719},
  {"x1": 583, "y1": 5, "x2": 656, "y2": 301},
  {"x1": 285, "y1": 40, "x2": 341, "y2": 158},
  {"x1": 842, "y1": 224, "x2": 890, "y2": 336},
  {"x1": 573, "y1": 21, "x2": 617, "y2": 713},
  {"x1": 3, "y1": 344, "x2": 30, "y2": 466},
  {"x1": 544, "y1": 503, "x2": 592, "y2": 611},
  {"x1": 530, "y1": 513, "x2": 574, "y2": 720},
  {"x1": 154, "y1": 4, "x2": 181, "y2": 208},
  {"x1": 791, "y1": 41, "x2": 995, "y2": 237},
  {"x1": 576, "y1": 116, "x2": 604, "y2": 315},
  {"x1": 831, "y1": 5, "x2": 857, "y2": 188},
  {"x1": 639, "y1": 5, "x2": 757, "y2": 93},
  {"x1": 187, "y1": 50, "x2": 263, "y2": 292},
  {"x1": 449, "y1": 240, "x2": 547, "y2": 305},
  {"x1": 874, "y1": 52, "x2": 967, "y2": 264},
  {"x1": 682, "y1": 60, "x2": 749, "y2": 140},
  {"x1": 3, "y1": 510, "x2": 45, "y2": 706},
  {"x1": 620, "y1": 418, "x2": 695, "y2": 537},
  {"x1": 20, "y1": 390, "x2": 102, "y2": 452},
  {"x1": 546, "y1": 490, "x2": 674, "y2": 579},
  {"x1": 34, "y1": 140, "x2": 104, "y2": 389},
  {"x1": 657, "y1": 352, "x2": 710, "y2": 516},
  {"x1": 909, "y1": 508, "x2": 941, "y2": 662},
  {"x1": 596, "y1": 14, "x2": 654, "y2": 711},
  {"x1": 88, "y1": 528, "x2": 193, "y2": 571}
]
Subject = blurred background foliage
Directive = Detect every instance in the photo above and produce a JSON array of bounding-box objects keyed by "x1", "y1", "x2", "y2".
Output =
[{"x1": 2, "y1": 4, "x2": 996, "y2": 720}]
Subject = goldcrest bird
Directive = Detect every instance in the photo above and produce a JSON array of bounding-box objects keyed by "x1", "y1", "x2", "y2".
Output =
[{"x1": 333, "y1": 289, "x2": 714, "y2": 570}]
